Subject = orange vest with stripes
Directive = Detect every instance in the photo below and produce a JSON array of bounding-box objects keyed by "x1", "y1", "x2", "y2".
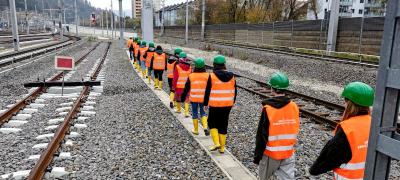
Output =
[
  {"x1": 188, "y1": 72, "x2": 209, "y2": 103},
  {"x1": 153, "y1": 53, "x2": 166, "y2": 70},
  {"x1": 139, "y1": 47, "x2": 148, "y2": 61},
  {"x1": 333, "y1": 115, "x2": 371, "y2": 180},
  {"x1": 208, "y1": 73, "x2": 235, "y2": 107},
  {"x1": 134, "y1": 44, "x2": 140, "y2": 58},
  {"x1": 263, "y1": 101, "x2": 300, "y2": 160},
  {"x1": 167, "y1": 61, "x2": 176, "y2": 78},
  {"x1": 145, "y1": 51, "x2": 154, "y2": 67},
  {"x1": 176, "y1": 65, "x2": 192, "y2": 89}
]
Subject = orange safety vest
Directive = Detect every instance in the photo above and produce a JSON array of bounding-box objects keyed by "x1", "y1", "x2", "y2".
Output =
[
  {"x1": 134, "y1": 44, "x2": 140, "y2": 58},
  {"x1": 263, "y1": 101, "x2": 300, "y2": 160},
  {"x1": 139, "y1": 47, "x2": 148, "y2": 61},
  {"x1": 188, "y1": 72, "x2": 209, "y2": 103},
  {"x1": 167, "y1": 61, "x2": 176, "y2": 78},
  {"x1": 153, "y1": 53, "x2": 166, "y2": 70},
  {"x1": 333, "y1": 115, "x2": 371, "y2": 180},
  {"x1": 145, "y1": 51, "x2": 154, "y2": 67},
  {"x1": 126, "y1": 39, "x2": 134, "y2": 48},
  {"x1": 208, "y1": 73, "x2": 235, "y2": 107},
  {"x1": 176, "y1": 65, "x2": 192, "y2": 89}
]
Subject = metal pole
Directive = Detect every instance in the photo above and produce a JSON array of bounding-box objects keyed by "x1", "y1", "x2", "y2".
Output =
[
  {"x1": 9, "y1": 0, "x2": 20, "y2": 51},
  {"x1": 59, "y1": 0, "x2": 63, "y2": 41},
  {"x1": 201, "y1": 0, "x2": 205, "y2": 41},
  {"x1": 24, "y1": 0, "x2": 29, "y2": 35},
  {"x1": 111, "y1": 0, "x2": 114, "y2": 39},
  {"x1": 102, "y1": 11, "x2": 104, "y2": 36},
  {"x1": 185, "y1": 0, "x2": 189, "y2": 44},
  {"x1": 326, "y1": 0, "x2": 339, "y2": 52},
  {"x1": 119, "y1": 0, "x2": 124, "y2": 46},
  {"x1": 42, "y1": 0, "x2": 45, "y2": 31},
  {"x1": 75, "y1": 0, "x2": 78, "y2": 36},
  {"x1": 106, "y1": 9, "x2": 109, "y2": 36},
  {"x1": 358, "y1": 15, "x2": 365, "y2": 62}
]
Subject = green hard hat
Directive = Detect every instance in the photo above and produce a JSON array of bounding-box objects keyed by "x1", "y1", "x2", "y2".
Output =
[
  {"x1": 179, "y1": 52, "x2": 187, "y2": 58},
  {"x1": 174, "y1": 48, "x2": 183, "y2": 55},
  {"x1": 194, "y1": 58, "x2": 205, "y2": 68},
  {"x1": 342, "y1": 82, "x2": 374, "y2": 107},
  {"x1": 213, "y1": 55, "x2": 226, "y2": 65},
  {"x1": 134, "y1": 37, "x2": 139, "y2": 41},
  {"x1": 137, "y1": 40, "x2": 141, "y2": 44},
  {"x1": 141, "y1": 41, "x2": 147, "y2": 46},
  {"x1": 149, "y1": 42, "x2": 155, "y2": 48},
  {"x1": 268, "y1": 72, "x2": 289, "y2": 90}
]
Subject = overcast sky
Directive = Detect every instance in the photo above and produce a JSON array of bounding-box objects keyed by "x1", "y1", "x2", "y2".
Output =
[{"x1": 88, "y1": 0, "x2": 187, "y2": 12}]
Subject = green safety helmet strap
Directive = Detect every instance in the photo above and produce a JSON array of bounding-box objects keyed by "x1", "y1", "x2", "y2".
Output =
[
  {"x1": 342, "y1": 81, "x2": 374, "y2": 107},
  {"x1": 194, "y1": 58, "x2": 205, "y2": 68},
  {"x1": 213, "y1": 55, "x2": 226, "y2": 65},
  {"x1": 174, "y1": 48, "x2": 183, "y2": 55},
  {"x1": 149, "y1": 42, "x2": 155, "y2": 47},
  {"x1": 268, "y1": 72, "x2": 289, "y2": 90},
  {"x1": 179, "y1": 52, "x2": 187, "y2": 58}
]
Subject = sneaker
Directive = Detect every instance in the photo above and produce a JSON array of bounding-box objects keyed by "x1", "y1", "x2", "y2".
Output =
[{"x1": 169, "y1": 102, "x2": 174, "y2": 108}]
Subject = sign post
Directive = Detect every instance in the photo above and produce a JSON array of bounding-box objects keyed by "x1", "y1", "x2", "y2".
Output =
[{"x1": 55, "y1": 56, "x2": 75, "y2": 96}]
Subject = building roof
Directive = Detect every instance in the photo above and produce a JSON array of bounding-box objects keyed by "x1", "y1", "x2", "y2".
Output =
[{"x1": 155, "y1": 1, "x2": 194, "y2": 13}]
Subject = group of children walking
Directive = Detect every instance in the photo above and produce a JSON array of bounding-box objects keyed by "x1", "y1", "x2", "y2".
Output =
[{"x1": 126, "y1": 37, "x2": 375, "y2": 180}]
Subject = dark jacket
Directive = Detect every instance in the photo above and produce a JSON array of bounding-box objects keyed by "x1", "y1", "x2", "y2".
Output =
[
  {"x1": 143, "y1": 47, "x2": 155, "y2": 59},
  {"x1": 309, "y1": 110, "x2": 369, "y2": 175},
  {"x1": 253, "y1": 96, "x2": 291, "y2": 164},
  {"x1": 181, "y1": 68, "x2": 208, "y2": 102},
  {"x1": 150, "y1": 51, "x2": 166, "y2": 70},
  {"x1": 203, "y1": 70, "x2": 237, "y2": 106}
]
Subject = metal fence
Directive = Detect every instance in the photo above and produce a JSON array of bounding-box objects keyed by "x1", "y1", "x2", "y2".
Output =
[{"x1": 155, "y1": 17, "x2": 385, "y2": 56}]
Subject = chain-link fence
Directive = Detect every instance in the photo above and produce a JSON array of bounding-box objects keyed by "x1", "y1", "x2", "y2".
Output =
[{"x1": 156, "y1": 17, "x2": 385, "y2": 56}]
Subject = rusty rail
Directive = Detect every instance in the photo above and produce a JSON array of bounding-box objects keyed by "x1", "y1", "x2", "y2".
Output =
[
  {"x1": 0, "y1": 42, "x2": 101, "y2": 127},
  {"x1": 27, "y1": 42, "x2": 111, "y2": 180}
]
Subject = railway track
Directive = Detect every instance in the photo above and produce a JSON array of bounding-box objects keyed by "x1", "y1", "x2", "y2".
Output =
[
  {"x1": 0, "y1": 34, "x2": 53, "y2": 44},
  {"x1": 0, "y1": 35, "x2": 80, "y2": 68},
  {"x1": 0, "y1": 42, "x2": 100, "y2": 127},
  {"x1": 27, "y1": 42, "x2": 110, "y2": 179}
]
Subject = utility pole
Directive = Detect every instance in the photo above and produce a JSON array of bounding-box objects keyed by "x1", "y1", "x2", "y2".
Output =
[
  {"x1": 58, "y1": 0, "x2": 63, "y2": 41},
  {"x1": 9, "y1": 0, "x2": 20, "y2": 51},
  {"x1": 42, "y1": 0, "x2": 45, "y2": 31},
  {"x1": 185, "y1": 0, "x2": 189, "y2": 44},
  {"x1": 75, "y1": 0, "x2": 78, "y2": 36},
  {"x1": 106, "y1": 9, "x2": 109, "y2": 36},
  {"x1": 141, "y1": 0, "x2": 154, "y2": 42},
  {"x1": 24, "y1": 0, "x2": 29, "y2": 35},
  {"x1": 102, "y1": 11, "x2": 104, "y2": 36},
  {"x1": 111, "y1": 0, "x2": 114, "y2": 39},
  {"x1": 326, "y1": 0, "x2": 339, "y2": 52},
  {"x1": 201, "y1": 0, "x2": 205, "y2": 41},
  {"x1": 119, "y1": 0, "x2": 124, "y2": 46},
  {"x1": 160, "y1": 0, "x2": 165, "y2": 36}
]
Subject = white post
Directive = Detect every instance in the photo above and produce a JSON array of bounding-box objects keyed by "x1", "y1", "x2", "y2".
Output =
[
  {"x1": 119, "y1": 0, "x2": 124, "y2": 46},
  {"x1": 75, "y1": 0, "x2": 78, "y2": 35},
  {"x1": 24, "y1": 0, "x2": 29, "y2": 35},
  {"x1": 102, "y1": 11, "x2": 104, "y2": 36},
  {"x1": 141, "y1": 0, "x2": 154, "y2": 42},
  {"x1": 9, "y1": 0, "x2": 19, "y2": 51},
  {"x1": 106, "y1": 9, "x2": 109, "y2": 36},
  {"x1": 111, "y1": 0, "x2": 114, "y2": 39},
  {"x1": 201, "y1": 0, "x2": 205, "y2": 41},
  {"x1": 185, "y1": 0, "x2": 189, "y2": 44},
  {"x1": 326, "y1": 0, "x2": 339, "y2": 52},
  {"x1": 59, "y1": 0, "x2": 63, "y2": 41}
]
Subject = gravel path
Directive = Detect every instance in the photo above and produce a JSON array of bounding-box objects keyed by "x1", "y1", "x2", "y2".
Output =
[{"x1": 51, "y1": 42, "x2": 227, "y2": 179}]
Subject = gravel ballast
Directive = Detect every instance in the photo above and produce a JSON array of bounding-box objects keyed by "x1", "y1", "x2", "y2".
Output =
[{"x1": 52, "y1": 41, "x2": 226, "y2": 179}]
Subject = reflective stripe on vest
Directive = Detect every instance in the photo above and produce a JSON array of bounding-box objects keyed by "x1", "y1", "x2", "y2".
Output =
[
  {"x1": 167, "y1": 61, "x2": 176, "y2": 78},
  {"x1": 153, "y1": 53, "x2": 166, "y2": 70},
  {"x1": 209, "y1": 73, "x2": 235, "y2": 107},
  {"x1": 333, "y1": 115, "x2": 371, "y2": 180},
  {"x1": 188, "y1": 72, "x2": 209, "y2": 103},
  {"x1": 263, "y1": 101, "x2": 300, "y2": 160},
  {"x1": 145, "y1": 52, "x2": 154, "y2": 67},
  {"x1": 176, "y1": 65, "x2": 191, "y2": 89},
  {"x1": 139, "y1": 47, "x2": 148, "y2": 61}
]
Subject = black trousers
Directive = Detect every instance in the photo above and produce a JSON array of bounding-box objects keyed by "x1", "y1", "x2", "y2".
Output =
[
  {"x1": 208, "y1": 106, "x2": 232, "y2": 134},
  {"x1": 168, "y1": 78, "x2": 174, "y2": 92},
  {"x1": 153, "y1": 70, "x2": 164, "y2": 81}
]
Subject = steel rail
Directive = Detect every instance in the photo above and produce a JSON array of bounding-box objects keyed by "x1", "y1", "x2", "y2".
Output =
[
  {"x1": 27, "y1": 42, "x2": 111, "y2": 180},
  {"x1": 0, "y1": 42, "x2": 101, "y2": 126}
]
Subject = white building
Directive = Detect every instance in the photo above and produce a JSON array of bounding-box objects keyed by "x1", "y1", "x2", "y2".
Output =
[{"x1": 306, "y1": 0, "x2": 386, "y2": 20}]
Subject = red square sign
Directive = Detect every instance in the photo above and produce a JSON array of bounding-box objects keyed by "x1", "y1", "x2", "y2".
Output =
[{"x1": 55, "y1": 56, "x2": 75, "y2": 71}]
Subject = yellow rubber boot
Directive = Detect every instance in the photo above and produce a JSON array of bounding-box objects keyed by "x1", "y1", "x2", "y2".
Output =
[
  {"x1": 201, "y1": 116, "x2": 210, "y2": 136},
  {"x1": 154, "y1": 79, "x2": 159, "y2": 89},
  {"x1": 218, "y1": 134, "x2": 227, "y2": 153},
  {"x1": 184, "y1": 103, "x2": 190, "y2": 117},
  {"x1": 192, "y1": 119, "x2": 199, "y2": 135},
  {"x1": 169, "y1": 92, "x2": 174, "y2": 108},
  {"x1": 209, "y1": 128, "x2": 220, "y2": 151},
  {"x1": 176, "y1": 103, "x2": 181, "y2": 113},
  {"x1": 148, "y1": 76, "x2": 151, "y2": 84},
  {"x1": 158, "y1": 81, "x2": 163, "y2": 90},
  {"x1": 145, "y1": 68, "x2": 148, "y2": 78}
]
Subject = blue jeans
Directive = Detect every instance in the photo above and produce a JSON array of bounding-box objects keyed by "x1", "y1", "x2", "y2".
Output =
[
  {"x1": 140, "y1": 61, "x2": 146, "y2": 70},
  {"x1": 129, "y1": 51, "x2": 133, "y2": 60},
  {"x1": 191, "y1": 102, "x2": 206, "y2": 119}
]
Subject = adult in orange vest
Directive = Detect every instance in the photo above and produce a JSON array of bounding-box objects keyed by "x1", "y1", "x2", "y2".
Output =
[
  {"x1": 253, "y1": 72, "x2": 299, "y2": 180},
  {"x1": 172, "y1": 52, "x2": 192, "y2": 116},
  {"x1": 143, "y1": 42, "x2": 155, "y2": 84},
  {"x1": 150, "y1": 45, "x2": 167, "y2": 90},
  {"x1": 181, "y1": 58, "x2": 210, "y2": 136},
  {"x1": 137, "y1": 41, "x2": 148, "y2": 78},
  {"x1": 133, "y1": 40, "x2": 141, "y2": 69},
  {"x1": 167, "y1": 48, "x2": 182, "y2": 108},
  {"x1": 310, "y1": 82, "x2": 374, "y2": 180},
  {"x1": 126, "y1": 37, "x2": 135, "y2": 61},
  {"x1": 203, "y1": 55, "x2": 237, "y2": 153}
]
